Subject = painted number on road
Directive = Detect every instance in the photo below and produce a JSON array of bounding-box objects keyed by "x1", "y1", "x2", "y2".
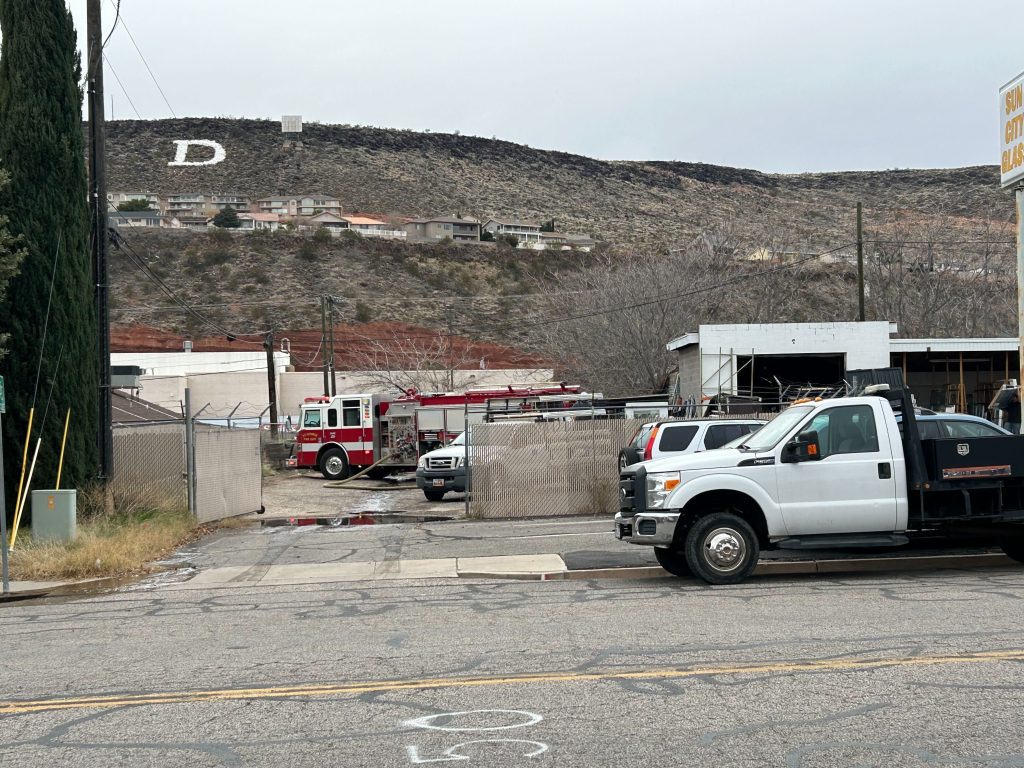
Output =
[{"x1": 404, "y1": 709, "x2": 548, "y2": 763}]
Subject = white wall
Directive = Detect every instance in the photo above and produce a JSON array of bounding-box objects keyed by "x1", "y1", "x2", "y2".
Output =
[
  {"x1": 676, "y1": 322, "x2": 894, "y2": 399},
  {"x1": 112, "y1": 351, "x2": 290, "y2": 377},
  {"x1": 133, "y1": 367, "x2": 555, "y2": 424}
]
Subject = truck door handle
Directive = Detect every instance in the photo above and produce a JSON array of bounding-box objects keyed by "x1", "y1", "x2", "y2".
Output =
[{"x1": 878, "y1": 462, "x2": 892, "y2": 479}]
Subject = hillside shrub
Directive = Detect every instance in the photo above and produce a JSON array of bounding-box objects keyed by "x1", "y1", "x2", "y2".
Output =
[
  {"x1": 312, "y1": 226, "x2": 332, "y2": 244},
  {"x1": 297, "y1": 239, "x2": 318, "y2": 262},
  {"x1": 354, "y1": 301, "x2": 373, "y2": 323}
]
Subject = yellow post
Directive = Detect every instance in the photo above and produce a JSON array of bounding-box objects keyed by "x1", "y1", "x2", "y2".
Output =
[
  {"x1": 56, "y1": 408, "x2": 71, "y2": 490},
  {"x1": 10, "y1": 407, "x2": 33, "y2": 546}
]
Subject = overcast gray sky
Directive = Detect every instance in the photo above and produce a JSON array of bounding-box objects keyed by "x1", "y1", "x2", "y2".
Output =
[{"x1": 68, "y1": 0, "x2": 1024, "y2": 173}]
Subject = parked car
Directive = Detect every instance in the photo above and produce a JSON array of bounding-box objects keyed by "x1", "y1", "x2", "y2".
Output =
[
  {"x1": 897, "y1": 412, "x2": 1010, "y2": 438},
  {"x1": 618, "y1": 419, "x2": 765, "y2": 471},
  {"x1": 416, "y1": 432, "x2": 466, "y2": 501}
]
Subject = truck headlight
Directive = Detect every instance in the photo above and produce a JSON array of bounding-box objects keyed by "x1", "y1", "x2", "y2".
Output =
[
  {"x1": 417, "y1": 456, "x2": 428, "y2": 469},
  {"x1": 456, "y1": 456, "x2": 465, "y2": 468},
  {"x1": 645, "y1": 472, "x2": 682, "y2": 509}
]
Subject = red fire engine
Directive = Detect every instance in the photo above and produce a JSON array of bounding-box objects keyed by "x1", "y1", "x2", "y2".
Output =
[{"x1": 287, "y1": 384, "x2": 584, "y2": 480}]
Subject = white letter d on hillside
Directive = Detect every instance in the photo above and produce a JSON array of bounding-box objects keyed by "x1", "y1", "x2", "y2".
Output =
[{"x1": 168, "y1": 139, "x2": 226, "y2": 166}]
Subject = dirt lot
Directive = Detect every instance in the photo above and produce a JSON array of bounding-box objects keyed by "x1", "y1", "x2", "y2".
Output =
[{"x1": 260, "y1": 472, "x2": 466, "y2": 520}]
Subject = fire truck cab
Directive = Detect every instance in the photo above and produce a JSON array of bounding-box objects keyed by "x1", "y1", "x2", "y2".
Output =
[{"x1": 289, "y1": 394, "x2": 415, "y2": 480}]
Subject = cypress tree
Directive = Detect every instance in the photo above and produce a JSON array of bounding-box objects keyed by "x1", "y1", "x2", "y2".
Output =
[{"x1": 0, "y1": 0, "x2": 98, "y2": 514}]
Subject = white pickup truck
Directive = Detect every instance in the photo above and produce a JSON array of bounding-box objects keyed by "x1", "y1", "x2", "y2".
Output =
[{"x1": 615, "y1": 369, "x2": 1024, "y2": 584}]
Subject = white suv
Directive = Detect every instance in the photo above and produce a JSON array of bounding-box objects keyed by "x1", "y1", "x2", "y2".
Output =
[{"x1": 618, "y1": 419, "x2": 765, "y2": 471}]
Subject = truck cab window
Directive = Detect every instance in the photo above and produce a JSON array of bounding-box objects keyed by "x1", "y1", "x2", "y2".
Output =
[
  {"x1": 302, "y1": 409, "x2": 322, "y2": 428},
  {"x1": 342, "y1": 399, "x2": 361, "y2": 427}
]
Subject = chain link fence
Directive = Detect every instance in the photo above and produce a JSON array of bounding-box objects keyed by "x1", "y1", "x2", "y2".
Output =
[
  {"x1": 469, "y1": 419, "x2": 643, "y2": 519},
  {"x1": 111, "y1": 422, "x2": 188, "y2": 511},
  {"x1": 192, "y1": 425, "x2": 263, "y2": 523}
]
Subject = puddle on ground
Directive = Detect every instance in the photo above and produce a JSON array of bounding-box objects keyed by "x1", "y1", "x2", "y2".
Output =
[{"x1": 262, "y1": 512, "x2": 453, "y2": 529}]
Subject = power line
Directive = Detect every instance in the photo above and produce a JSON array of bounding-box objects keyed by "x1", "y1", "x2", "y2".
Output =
[
  {"x1": 112, "y1": 230, "x2": 270, "y2": 343},
  {"x1": 101, "y1": 0, "x2": 121, "y2": 48},
  {"x1": 102, "y1": 53, "x2": 141, "y2": 119},
  {"x1": 106, "y1": 0, "x2": 176, "y2": 116}
]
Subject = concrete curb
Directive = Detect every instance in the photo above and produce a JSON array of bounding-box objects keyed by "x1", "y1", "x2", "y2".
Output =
[{"x1": 550, "y1": 552, "x2": 1017, "y2": 582}]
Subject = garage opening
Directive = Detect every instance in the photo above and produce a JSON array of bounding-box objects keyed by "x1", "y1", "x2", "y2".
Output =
[{"x1": 735, "y1": 354, "x2": 846, "y2": 404}]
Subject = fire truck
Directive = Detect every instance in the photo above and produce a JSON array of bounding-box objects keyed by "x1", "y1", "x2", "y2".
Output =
[{"x1": 287, "y1": 384, "x2": 586, "y2": 480}]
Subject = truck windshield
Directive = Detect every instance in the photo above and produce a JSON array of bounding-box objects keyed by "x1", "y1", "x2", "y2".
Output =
[
  {"x1": 737, "y1": 406, "x2": 813, "y2": 451},
  {"x1": 450, "y1": 433, "x2": 465, "y2": 446}
]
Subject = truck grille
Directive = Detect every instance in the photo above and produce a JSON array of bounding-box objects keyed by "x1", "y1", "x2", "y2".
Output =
[
  {"x1": 427, "y1": 457, "x2": 458, "y2": 470},
  {"x1": 619, "y1": 466, "x2": 646, "y2": 518}
]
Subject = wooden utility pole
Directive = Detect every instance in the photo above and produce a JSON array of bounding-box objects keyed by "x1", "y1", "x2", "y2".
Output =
[
  {"x1": 264, "y1": 331, "x2": 279, "y2": 438},
  {"x1": 320, "y1": 295, "x2": 329, "y2": 397},
  {"x1": 856, "y1": 202, "x2": 865, "y2": 322},
  {"x1": 445, "y1": 305, "x2": 455, "y2": 391},
  {"x1": 87, "y1": 0, "x2": 113, "y2": 479},
  {"x1": 328, "y1": 296, "x2": 337, "y2": 397}
]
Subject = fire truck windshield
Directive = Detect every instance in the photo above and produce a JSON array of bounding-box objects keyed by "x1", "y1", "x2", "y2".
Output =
[{"x1": 302, "y1": 409, "x2": 321, "y2": 428}]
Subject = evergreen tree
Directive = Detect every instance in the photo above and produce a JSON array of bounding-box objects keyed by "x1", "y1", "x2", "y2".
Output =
[
  {"x1": 0, "y1": 166, "x2": 26, "y2": 359},
  {"x1": 0, "y1": 0, "x2": 97, "y2": 511},
  {"x1": 212, "y1": 205, "x2": 241, "y2": 228}
]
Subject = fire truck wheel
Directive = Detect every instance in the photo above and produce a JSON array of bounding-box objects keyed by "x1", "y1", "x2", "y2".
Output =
[
  {"x1": 1001, "y1": 537, "x2": 1024, "y2": 564},
  {"x1": 320, "y1": 448, "x2": 350, "y2": 481}
]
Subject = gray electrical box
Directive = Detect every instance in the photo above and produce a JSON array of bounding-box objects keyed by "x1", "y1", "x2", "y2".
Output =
[{"x1": 31, "y1": 490, "x2": 77, "y2": 543}]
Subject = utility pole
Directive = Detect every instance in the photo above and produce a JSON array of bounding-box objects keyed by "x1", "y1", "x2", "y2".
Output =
[
  {"x1": 264, "y1": 331, "x2": 279, "y2": 438},
  {"x1": 87, "y1": 0, "x2": 113, "y2": 480},
  {"x1": 320, "y1": 295, "x2": 329, "y2": 397},
  {"x1": 856, "y1": 202, "x2": 865, "y2": 322},
  {"x1": 1017, "y1": 187, "x2": 1024, "y2": 400},
  {"x1": 445, "y1": 305, "x2": 455, "y2": 391},
  {"x1": 328, "y1": 296, "x2": 337, "y2": 396}
]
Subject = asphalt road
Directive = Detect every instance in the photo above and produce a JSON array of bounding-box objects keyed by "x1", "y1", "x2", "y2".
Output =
[{"x1": 3, "y1": 555, "x2": 1023, "y2": 766}]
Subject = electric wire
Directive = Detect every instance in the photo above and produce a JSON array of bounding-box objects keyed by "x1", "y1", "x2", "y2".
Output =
[
  {"x1": 30, "y1": 233, "x2": 62, "y2": 413},
  {"x1": 103, "y1": 53, "x2": 142, "y2": 119},
  {"x1": 106, "y1": 0, "x2": 176, "y2": 117},
  {"x1": 113, "y1": 231, "x2": 270, "y2": 343},
  {"x1": 101, "y1": 0, "x2": 121, "y2": 49}
]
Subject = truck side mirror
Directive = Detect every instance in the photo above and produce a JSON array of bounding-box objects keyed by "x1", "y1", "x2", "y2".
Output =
[{"x1": 781, "y1": 431, "x2": 822, "y2": 463}]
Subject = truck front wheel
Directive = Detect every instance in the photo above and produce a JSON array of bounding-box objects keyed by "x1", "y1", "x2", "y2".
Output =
[
  {"x1": 320, "y1": 448, "x2": 349, "y2": 481},
  {"x1": 1000, "y1": 538, "x2": 1024, "y2": 564},
  {"x1": 684, "y1": 512, "x2": 759, "y2": 585},
  {"x1": 654, "y1": 546, "x2": 692, "y2": 578},
  {"x1": 423, "y1": 489, "x2": 446, "y2": 501}
]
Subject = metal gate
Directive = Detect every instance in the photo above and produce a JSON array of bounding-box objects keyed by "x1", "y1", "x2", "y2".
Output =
[{"x1": 190, "y1": 425, "x2": 263, "y2": 523}]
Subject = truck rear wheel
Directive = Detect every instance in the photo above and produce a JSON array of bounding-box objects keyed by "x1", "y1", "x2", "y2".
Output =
[
  {"x1": 320, "y1": 448, "x2": 349, "y2": 481},
  {"x1": 684, "y1": 512, "x2": 759, "y2": 585},
  {"x1": 654, "y1": 546, "x2": 692, "y2": 578},
  {"x1": 1000, "y1": 538, "x2": 1024, "y2": 564}
]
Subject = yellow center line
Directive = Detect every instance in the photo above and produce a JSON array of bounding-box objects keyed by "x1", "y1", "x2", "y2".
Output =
[{"x1": 2, "y1": 649, "x2": 1022, "y2": 716}]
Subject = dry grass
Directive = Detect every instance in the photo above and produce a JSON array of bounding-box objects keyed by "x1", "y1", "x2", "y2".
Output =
[{"x1": 9, "y1": 492, "x2": 199, "y2": 582}]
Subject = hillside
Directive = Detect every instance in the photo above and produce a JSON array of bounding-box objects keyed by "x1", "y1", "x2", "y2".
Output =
[
  {"x1": 103, "y1": 119, "x2": 1019, "y2": 394},
  {"x1": 103, "y1": 118, "x2": 1014, "y2": 247}
]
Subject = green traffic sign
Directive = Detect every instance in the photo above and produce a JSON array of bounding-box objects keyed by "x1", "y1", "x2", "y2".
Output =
[{"x1": 0, "y1": 374, "x2": 5, "y2": 414}]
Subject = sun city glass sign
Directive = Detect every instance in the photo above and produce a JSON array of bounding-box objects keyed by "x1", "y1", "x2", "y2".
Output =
[{"x1": 1001, "y1": 71, "x2": 1024, "y2": 188}]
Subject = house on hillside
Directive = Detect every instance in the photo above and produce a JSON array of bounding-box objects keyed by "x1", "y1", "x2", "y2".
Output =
[
  {"x1": 107, "y1": 191, "x2": 160, "y2": 211},
  {"x1": 164, "y1": 193, "x2": 211, "y2": 216},
  {"x1": 405, "y1": 216, "x2": 481, "y2": 242},
  {"x1": 165, "y1": 214, "x2": 211, "y2": 230},
  {"x1": 482, "y1": 218, "x2": 543, "y2": 244},
  {"x1": 236, "y1": 212, "x2": 283, "y2": 232},
  {"x1": 208, "y1": 194, "x2": 250, "y2": 211},
  {"x1": 538, "y1": 232, "x2": 596, "y2": 251},
  {"x1": 745, "y1": 247, "x2": 844, "y2": 265},
  {"x1": 307, "y1": 211, "x2": 350, "y2": 233},
  {"x1": 256, "y1": 195, "x2": 342, "y2": 217},
  {"x1": 110, "y1": 208, "x2": 163, "y2": 228},
  {"x1": 341, "y1": 215, "x2": 406, "y2": 239}
]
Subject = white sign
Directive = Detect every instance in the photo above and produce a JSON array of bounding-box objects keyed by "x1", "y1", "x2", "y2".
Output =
[
  {"x1": 168, "y1": 139, "x2": 226, "y2": 167},
  {"x1": 282, "y1": 115, "x2": 303, "y2": 133},
  {"x1": 1000, "y1": 70, "x2": 1024, "y2": 188}
]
